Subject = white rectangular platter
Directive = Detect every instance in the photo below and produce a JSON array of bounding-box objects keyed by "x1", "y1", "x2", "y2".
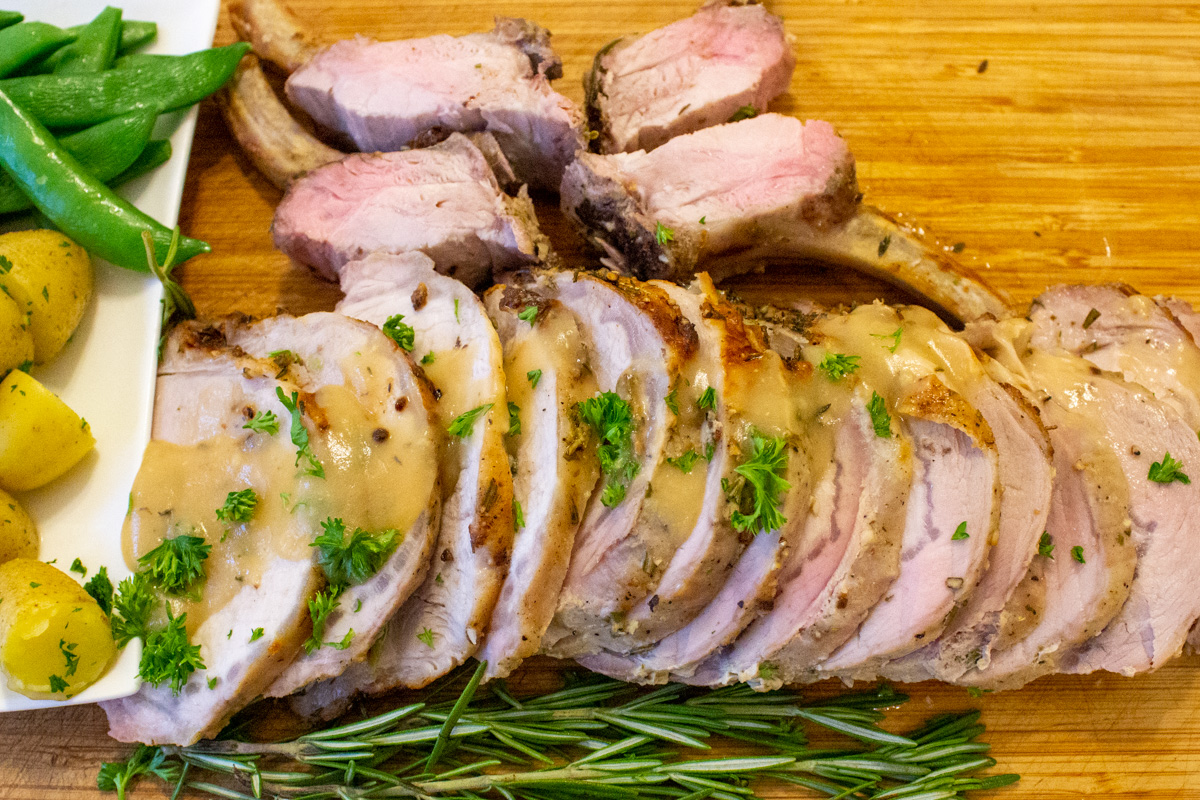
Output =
[{"x1": 0, "y1": 0, "x2": 221, "y2": 711}]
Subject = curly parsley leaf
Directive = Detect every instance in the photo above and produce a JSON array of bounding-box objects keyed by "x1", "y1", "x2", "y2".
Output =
[
  {"x1": 871, "y1": 327, "x2": 903, "y2": 353},
  {"x1": 527, "y1": 369, "x2": 542, "y2": 389},
  {"x1": 654, "y1": 221, "x2": 675, "y2": 245},
  {"x1": 951, "y1": 521, "x2": 969, "y2": 541},
  {"x1": 382, "y1": 314, "x2": 415, "y2": 351},
  {"x1": 111, "y1": 572, "x2": 155, "y2": 647},
  {"x1": 97, "y1": 744, "x2": 179, "y2": 799},
  {"x1": 243, "y1": 410, "x2": 279, "y2": 435},
  {"x1": 303, "y1": 588, "x2": 343, "y2": 654},
  {"x1": 818, "y1": 353, "x2": 861, "y2": 382},
  {"x1": 725, "y1": 432, "x2": 791, "y2": 534},
  {"x1": 447, "y1": 403, "x2": 494, "y2": 438},
  {"x1": 514, "y1": 499, "x2": 525, "y2": 531},
  {"x1": 417, "y1": 627, "x2": 436, "y2": 648},
  {"x1": 696, "y1": 386, "x2": 717, "y2": 411},
  {"x1": 508, "y1": 402, "x2": 521, "y2": 437},
  {"x1": 60, "y1": 639, "x2": 79, "y2": 676},
  {"x1": 728, "y1": 104, "x2": 758, "y2": 122},
  {"x1": 1038, "y1": 531, "x2": 1055, "y2": 559},
  {"x1": 84, "y1": 567, "x2": 114, "y2": 615},
  {"x1": 664, "y1": 389, "x2": 679, "y2": 416},
  {"x1": 1071, "y1": 545, "x2": 1086, "y2": 564},
  {"x1": 518, "y1": 305, "x2": 539, "y2": 325},
  {"x1": 577, "y1": 392, "x2": 640, "y2": 507},
  {"x1": 48, "y1": 674, "x2": 68, "y2": 694},
  {"x1": 138, "y1": 534, "x2": 211, "y2": 595},
  {"x1": 1148, "y1": 451, "x2": 1190, "y2": 485},
  {"x1": 215, "y1": 488, "x2": 257, "y2": 524},
  {"x1": 867, "y1": 391, "x2": 892, "y2": 438},
  {"x1": 666, "y1": 450, "x2": 700, "y2": 474},
  {"x1": 275, "y1": 387, "x2": 325, "y2": 478},
  {"x1": 69, "y1": 558, "x2": 87, "y2": 577},
  {"x1": 138, "y1": 609, "x2": 204, "y2": 695},
  {"x1": 313, "y1": 518, "x2": 399, "y2": 588}
]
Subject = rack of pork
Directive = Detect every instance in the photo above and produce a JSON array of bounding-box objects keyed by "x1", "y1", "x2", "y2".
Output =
[{"x1": 101, "y1": 0, "x2": 1200, "y2": 746}]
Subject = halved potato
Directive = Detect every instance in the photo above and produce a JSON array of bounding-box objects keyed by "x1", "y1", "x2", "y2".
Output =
[
  {"x1": 0, "y1": 289, "x2": 33, "y2": 376},
  {"x1": 0, "y1": 488, "x2": 36, "y2": 565},
  {"x1": 0, "y1": 230, "x2": 93, "y2": 364},
  {"x1": 0, "y1": 370, "x2": 95, "y2": 491},
  {"x1": 0, "y1": 558, "x2": 116, "y2": 699}
]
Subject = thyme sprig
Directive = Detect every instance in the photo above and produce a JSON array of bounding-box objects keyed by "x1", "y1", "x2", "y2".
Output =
[{"x1": 106, "y1": 662, "x2": 1016, "y2": 800}]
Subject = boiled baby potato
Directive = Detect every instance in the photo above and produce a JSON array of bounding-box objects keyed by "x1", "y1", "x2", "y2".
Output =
[
  {"x1": 0, "y1": 230, "x2": 93, "y2": 364},
  {"x1": 0, "y1": 370, "x2": 95, "y2": 492},
  {"x1": 0, "y1": 559, "x2": 116, "y2": 699},
  {"x1": 0, "y1": 289, "x2": 34, "y2": 376},
  {"x1": 0, "y1": 488, "x2": 37, "y2": 565}
]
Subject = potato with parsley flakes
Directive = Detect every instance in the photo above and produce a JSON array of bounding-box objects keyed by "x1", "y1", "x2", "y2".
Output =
[
  {"x1": 0, "y1": 230, "x2": 93, "y2": 364},
  {"x1": 0, "y1": 488, "x2": 37, "y2": 565},
  {"x1": 0, "y1": 370, "x2": 95, "y2": 491},
  {"x1": 0, "y1": 289, "x2": 34, "y2": 377},
  {"x1": 0, "y1": 558, "x2": 116, "y2": 699}
]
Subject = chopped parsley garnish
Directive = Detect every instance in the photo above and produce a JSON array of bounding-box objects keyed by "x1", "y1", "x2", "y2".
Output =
[
  {"x1": 447, "y1": 403, "x2": 494, "y2": 438},
  {"x1": 48, "y1": 675, "x2": 68, "y2": 694},
  {"x1": 724, "y1": 432, "x2": 791, "y2": 534},
  {"x1": 59, "y1": 639, "x2": 79, "y2": 676},
  {"x1": 577, "y1": 392, "x2": 640, "y2": 507},
  {"x1": 250, "y1": 627, "x2": 264, "y2": 642},
  {"x1": 704, "y1": 441, "x2": 716, "y2": 461},
  {"x1": 527, "y1": 369, "x2": 542, "y2": 389},
  {"x1": 138, "y1": 534, "x2": 211, "y2": 595},
  {"x1": 878, "y1": 235, "x2": 891, "y2": 257},
  {"x1": 1071, "y1": 546, "x2": 1086, "y2": 564},
  {"x1": 84, "y1": 566, "x2": 113, "y2": 615},
  {"x1": 382, "y1": 314, "x2": 415, "y2": 351},
  {"x1": 276, "y1": 387, "x2": 325, "y2": 478},
  {"x1": 328, "y1": 629, "x2": 355, "y2": 650},
  {"x1": 728, "y1": 104, "x2": 758, "y2": 121},
  {"x1": 508, "y1": 402, "x2": 521, "y2": 436},
  {"x1": 417, "y1": 627, "x2": 436, "y2": 648},
  {"x1": 699, "y1": 216, "x2": 707, "y2": 225},
  {"x1": 757, "y1": 662, "x2": 778, "y2": 681},
  {"x1": 697, "y1": 386, "x2": 717, "y2": 411},
  {"x1": 207, "y1": 676, "x2": 218, "y2": 690},
  {"x1": 1082, "y1": 308, "x2": 1101, "y2": 329},
  {"x1": 818, "y1": 353, "x2": 861, "y2": 381},
  {"x1": 1037, "y1": 531, "x2": 1055, "y2": 559},
  {"x1": 514, "y1": 500, "x2": 525, "y2": 531},
  {"x1": 111, "y1": 572, "x2": 155, "y2": 647},
  {"x1": 654, "y1": 222, "x2": 675, "y2": 245},
  {"x1": 313, "y1": 518, "x2": 399, "y2": 588},
  {"x1": 303, "y1": 588, "x2": 343, "y2": 654},
  {"x1": 1147, "y1": 452, "x2": 1190, "y2": 484},
  {"x1": 518, "y1": 305, "x2": 539, "y2": 325},
  {"x1": 215, "y1": 488, "x2": 258, "y2": 524},
  {"x1": 69, "y1": 558, "x2": 87, "y2": 577},
  {"x1": 454, "y1": 298, "x2": 461, "y2": 323},
  {"x1": 243, "y1": 410, "x2": 279, "y2": 435},
  {"x1": 421, "y1": 352, "x2": 436, "y2": 365},
  {"x1": 665, "y1": 389, "x2": 680, "y2": 416},
  {"x1": 951, "y1": 521, "x2": 969, "y2": 541},
  {"x1": 666, "y1": 450, "x2": 700, "y2": 474},
  {"x1": 872, "y1": 327, "x2": 902, "y2": 353},
  {"x1": 97, "y1": 744, "x2": 177, "y2": 798},
  {"x1": 867, "y1": 391, "x2": 892, "y2": 438},
  {"x1": 138, "y1": 609, "x2": 204, "y2": 695}
]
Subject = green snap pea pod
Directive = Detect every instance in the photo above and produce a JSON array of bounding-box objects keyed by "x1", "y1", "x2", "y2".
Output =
[
  {"x1": 0, "y1": 23, "x2": 74, "y2": 78},
  {"x1": 0, "y1": 12, "x2": 22, "y2": 31},
  {"x1": 53, "y1": 6, "x2": 122, "y2": 74},
  {"x1": 0, "y1": 41, "x2": 249, "y2": 128},
  {"x1": 30, "y1": 20, "x2": 157, "y2": 74},
  {"x1": 0, "y1": 110, "x2": 155, "y2": 214},
  {"x1": 110, "y1": 139, "x2": 171, "y2": 186},
  {"x1": 0, "y1": 87, "x2": 208, "y2": 270}
]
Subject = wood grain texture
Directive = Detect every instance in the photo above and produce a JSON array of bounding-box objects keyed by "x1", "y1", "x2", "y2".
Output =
[{"x1": 3, "y1": 0, "x2": 1200, "y2": 797}]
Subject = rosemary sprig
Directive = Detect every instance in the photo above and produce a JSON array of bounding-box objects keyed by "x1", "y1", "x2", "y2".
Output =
[{"x1": 106, "y1": 662, "x2": 1016, "y2": 800}]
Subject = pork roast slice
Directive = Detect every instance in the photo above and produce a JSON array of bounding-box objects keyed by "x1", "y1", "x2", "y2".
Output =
[
  {"x1": 104, "y1": 314, "x2": 438, "y2": 744},
  {"x1": 532, "y1": 270, "x2": 702, "y2": 658},
  {"x1": 476, "y1": 285, "x2": 600, "y2": 680},
  {"x1": 295, "y1": 254, "x2": 513, "y2": 715},
  {"x1": 285, "y1": 19, "x2": 584, "y2": 192},
  {"x1": 577, "y1": 282, "x2": 813, "y2": 681},
  {"x1": 272, "y1": 133, "x2": 548, "y2": 285},
  {"x1": 1027, "y1": 288, "x2": 1200, "y2": 675},
  {"x1": 585, "y1": 0, "x2": 794, "y2": 154},
  {"x1": 877, "y1": 307, "x2": 1053, "y2": 683},
  {"x1": 560, "y1": 113, "x2": 1012, "y2": 324}
]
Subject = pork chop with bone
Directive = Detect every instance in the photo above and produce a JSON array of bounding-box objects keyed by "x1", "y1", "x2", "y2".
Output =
[
  {"x1": 102, "y1": 314, "x2": 439, "y2": 743},
  {"x1": 585, "y1": 0, "x2": 795, "y2": 154}
]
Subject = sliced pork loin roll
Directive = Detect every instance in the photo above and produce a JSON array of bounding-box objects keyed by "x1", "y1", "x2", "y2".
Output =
[
  {"x1": 1025, "y1": 288, "x2": 1200, "y2": 675},
  {"x1": 585, "y1": 0, "x2": 794, "y2": 154},
  {"x1": 560, "y1": 113, "x2": 1011, "y2": 324},
  {"x1": 802, "y1": 304, "x2": 1000, "y2": 683},
  {"x1": 533, "y1": 270, "x2": 704, "y2": 659},
  {"x1": 103, "y1": 314, "x2": 439, "y2": 744},
  {"x1": 578, "y1": 279, "x2": 812, "y2": 682},
  {"x1": 272, "y1": 133, "x2": 549, "y2": 285},
  {"x1": 285, "y1": 18, "x2": 584, "y2": 191},
  {"x1": 477, "y1": 285, "x2": 600, "y2": 680},
  {"x1": 293, "y1": 254, "x2": 513, "y2": 716},
  {"x1": 688, "y1": 309, "x2": 909, "y2": 689}
]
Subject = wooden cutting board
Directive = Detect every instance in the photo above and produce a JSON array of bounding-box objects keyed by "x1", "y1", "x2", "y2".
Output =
[{"x1": 4, "y1": 1, "x2": 1200, "y2": 797}]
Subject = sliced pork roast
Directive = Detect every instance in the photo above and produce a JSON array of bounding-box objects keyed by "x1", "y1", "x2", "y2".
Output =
[
  {"x1": 1026, "y1": 287, "x2": 1200, "y2": 675},
  {"x1": 272, "y1": 133, "x2": 549, "y2": 285},
  {"x1": 294, "y1": 254, "x2": 513, "y2": 715},
  {"x1": 954, "y1": 318, "x2": 1136, "y2": 688},
  {"x1": 532, "y1": 270, "x2": 703, "y2": 658},
  {"x1": 578, "y1": 279, "x2": 812, "y2": 682},
  {"x1": 477, "y1": 285, "x2": 600, "y2": 680},
  {"x1": 803, "y1": 304, "x2": 1000, "y2": 683},
  {"x1": 688, "y1": 308, "x2": 909, "y2": 689},
  {"x1": 585, "y1": 1, "x2": 794, "y2": 154},
  {"x1": 103, "y1": 314, "x2": 439, "y2": 744},
  {"x1": 285, "y1": 18, "x2": 585, "y2": 191},
  {"x1": 560, "y1": 113, "x2": 1012, "y2": 324}
]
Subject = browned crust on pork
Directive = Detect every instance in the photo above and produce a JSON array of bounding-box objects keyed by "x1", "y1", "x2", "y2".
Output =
[
  {"x1": 229, "y1": 0, "x2": 320, "y2": 74},
  {"x1": 898, "y1": 374, "x2": 995, "y2": 448},
  {"x1": 578, "y1": 269, "x2": 700, "y2": 359}
]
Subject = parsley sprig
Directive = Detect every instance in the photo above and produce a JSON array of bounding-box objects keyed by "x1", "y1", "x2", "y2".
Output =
[
  {"x1": 276, "y1": 387, "x2": 325, "y2": 478},
  {"x1": 867, "y1": 391, "x2": 892, "y2": 438},
  {"x1": 818, "y1": 352, "x2": 861, "y2": 381},
  {"x1": 138, "y1": 534, "x2": 211, "y2": 596},
  {"x1": 215, "y1": 488, "x2": 257, "y2": 524},
  {"x1": 577, "y1": 392, "x2": 640, "y2": 507},
  {"x1": 97, "y1": 744, "x2": 178, "y2": 800},
  {"x1": 304, "y1": 588, "x2": 343, "y2": 654},
  {"x1": 313, "y1": 518, "x2": 400, "y2": 588},
  {"x1": 724, "y1": 432, "x2": 791, "y2": 534},
  {"x1": 448, "y1": 404, "x2": 494, "y2": 438},
  {"x1": 243, "y1": 410, "x2": 279, "y2": 435},
  {"x1": 1148, "y1": 451, "x2": 1190, "y2": 484},
  {"x1": 138, "y1": 609, "x2": 205, "y2": 696},
  {"x1": 383, "y1": 314, "x2": 416, "y2": 351}
]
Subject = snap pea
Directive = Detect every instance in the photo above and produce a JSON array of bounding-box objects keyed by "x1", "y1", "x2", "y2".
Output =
[
  {"x1": 111, "y1": 139, "x2": 171, "y2": 185},
  {"x1": 27, "y1": 20, "x2": 157, "y2": 75},
  {"x1": 0, "y1": 12, "x2": 22, "y2": 31},
  {"x1": 0, "y1": 110, "x2": 155, "y2": 215},
  {"x1": 0, "y1": 87, "x2": 208, "y2": 270},
  {"x1": 53, "y1": 6, "x2": 122, "y2": 74},
  {"x1": 0, "y1": 23, "x2": 74, "y2": 78},
  {"x1": 0, "y1": 41, "x2": 248, "y2": 128}
]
